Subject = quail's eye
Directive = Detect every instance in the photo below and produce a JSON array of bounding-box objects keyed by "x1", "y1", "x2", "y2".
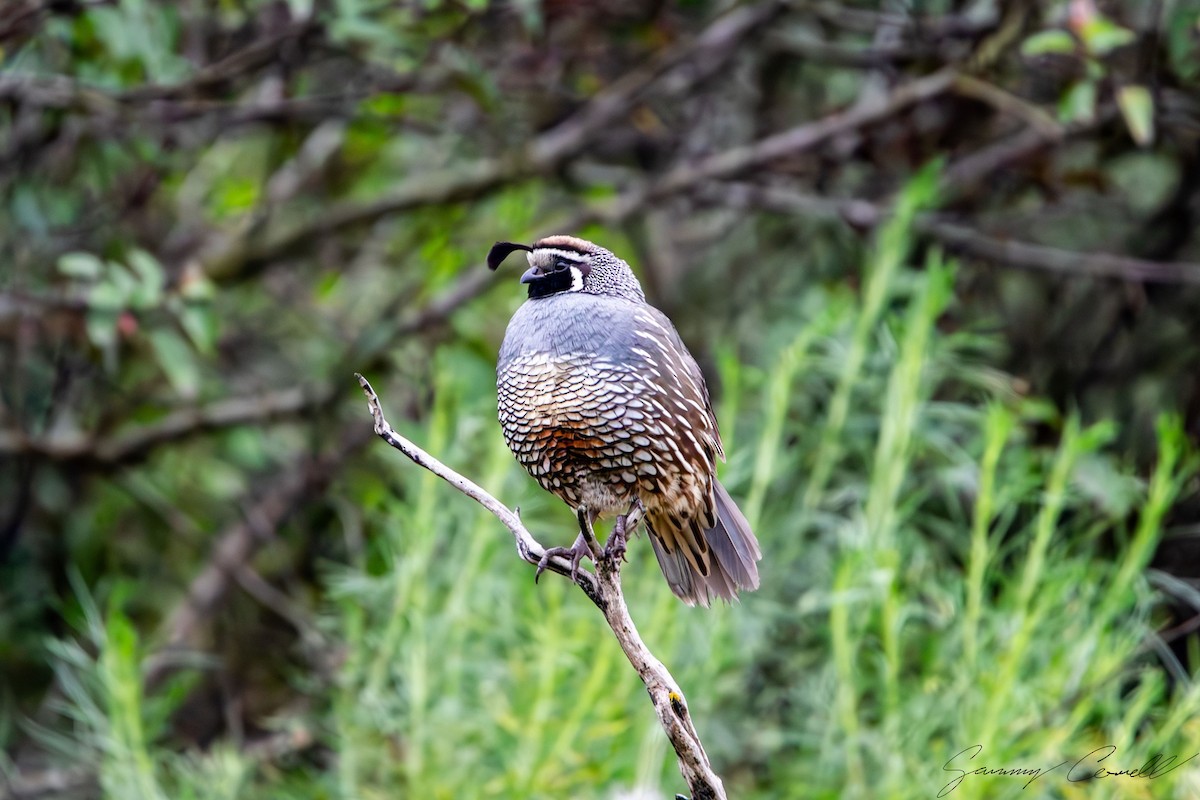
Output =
[{"x1": 553, "y1": 259, "x2": 572, "y2": 272}]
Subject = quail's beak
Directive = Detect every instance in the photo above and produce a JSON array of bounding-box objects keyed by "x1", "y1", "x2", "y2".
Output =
[{"x1": 520, "y1": 266, "x2": 542, "y2": 284}]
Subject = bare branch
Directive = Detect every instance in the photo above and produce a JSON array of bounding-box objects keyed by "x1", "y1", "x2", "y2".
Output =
[
  {"x1": 200, "y1": 157, "x2": 523, "y2": 282},
  {"x1": 121, "y1": 20, "x2": 319, "y2": 103},
  {"x1": 709, "y1": 182, "x2": 1200, "y2": 284},
  {"x1": 588, "y1": 68, "x2": 959, "y2": 225},
  {"x1": 353, "y1": 373, "x2": 602, "y2": 606},
  {"x1": 950, "y1": 74, "x2": 1063, "y2": 138},
  {"x1": 0, "y1": 386, "x2": 330, "y2": 465},
  {"x1": 528, "y1": 0, "x2": 787, "y2": 168},
  {"x1": 0, "y1": 74, "x2": 112, "y2": 115},
  {"x1": 0, "y1": 289, "x2": 89, "y2": 322},
  {"x1": 766, "y1": 34, "x2": 927, "y2": 69},
  {"x1": 941, "y1": 125, "x2": 1060, "y2": 193},
  {"x1": 144, "y1": 426, "x2": 370, "y2": 688},
  {"x1": 920, "y1": 217, "x2": 1200, "y2": 284},
  {"x1": 0, "y1": 0, "x2": 111, "y2": 48},
  {"x1": 354, "y1": 374, "x2": 728, "y2": 799},
  {"x1": 803, "y1": 0, "x2": 999, "y2": 38},
  {"x1": 0, "y1": 19, "x2": 317, "y2": 110},
  {"x1": 197, "y1": 1, "x2": 786, "y2": 282}
]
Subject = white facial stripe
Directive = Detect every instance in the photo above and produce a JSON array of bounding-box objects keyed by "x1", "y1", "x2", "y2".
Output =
[
  {"x1": 536, "y1": 247, "x2": 587, "y2": 263},
  {"x1": 569, "y1": 266, "x2": 584, "y2": 291}
]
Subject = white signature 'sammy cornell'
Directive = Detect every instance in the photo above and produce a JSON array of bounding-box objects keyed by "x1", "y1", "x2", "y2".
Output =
[{"x1": 939, "y1": 744, "x2": 1200, "y2": 796}]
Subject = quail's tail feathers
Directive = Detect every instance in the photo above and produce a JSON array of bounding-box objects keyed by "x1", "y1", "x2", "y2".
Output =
[{"x1": 647, "y1": 481, "x2": 762, "y2": 607}]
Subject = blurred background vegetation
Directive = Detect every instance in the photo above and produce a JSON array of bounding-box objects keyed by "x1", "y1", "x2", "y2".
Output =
[{"x1": 3, "y1": 0, "x2": 1200, "y2": 798}]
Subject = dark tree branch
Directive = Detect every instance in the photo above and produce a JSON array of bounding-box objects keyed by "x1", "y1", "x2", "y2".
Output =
[
  {"x1": 0, "y1": 289, "x2": 89, "y2": 322},
  {"x1": 950, "y1": 74, "x2": 1062, "y2": 138},
  {"x1": 135, "y1": 263, "x2": 503, "y2": 687},
  {"x1": 121, "y1": 20, "x2": 320, "y2": 103},
  {"x1": 922, "y1": 218, "x2": 1200, "y2": 284},
  {"x1": 581, "y1": 68, "x2": 959, "y2": 227},
  {"x1": 196, "y1": 0, "x2": 786, "y2": 282},
  {"x1": 354, "y1": 374, "x2": 728, "y2": 800},
  {"x1": 0, "y1": 73, "x2": 121, "y2": 113},
  {"x1": 804, "y1": 0, "x2": 999, "y2": 38},
  {"x1": 766, "y1": 34, "x2": 929, "y2": 69},
  {"x1": 199, "y1": 157, "x2": 523, "y2": 282},
  {"x1": 709, "y1": 182, "x2": 1200, "y2": 284},
  {"x1": 941, "y1": 125, "x2": 1062, "y2": 194},
  {"x1": 527, "y1": 0, "x2": 787, "y2": 168},
  {"x1": 144, "y1": 425, "x2": 370, "y2": 688},
  {"x1": 0, "y1": 260, "x2": 487, "y2": 472},
  {"x1": 0, "y1": 386, "x2": 330, "y2": 465},
  {"x1": 0, "y1": 20, "x2": 318, "y2": 109},
  {"x1": 0, "y1": 0, "x2": 112, "y2": 47}
]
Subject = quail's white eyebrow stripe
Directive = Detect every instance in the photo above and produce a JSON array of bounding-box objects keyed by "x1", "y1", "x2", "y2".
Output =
[{"x1": 534, "y1": 248, "x2": 588, "y2": 262}]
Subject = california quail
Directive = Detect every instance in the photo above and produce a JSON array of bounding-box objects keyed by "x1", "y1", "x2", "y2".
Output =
[{"x1": 489, "y1": 235, "x2": 761, "y2": 606}]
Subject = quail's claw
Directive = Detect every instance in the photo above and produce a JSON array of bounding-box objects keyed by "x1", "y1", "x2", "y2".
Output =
[
  {"x1": 534, "y1": 549, "x2": 558, "y2": 582},
  {"x1": 604, "y1": 537, "x2": 628, "y2": 564},
  {"x1": 535, "y1": 533, "x2": 591, "y2": 583},
  {"x1": 604, "y1": 513, "x2": 629, "y2": 563}
]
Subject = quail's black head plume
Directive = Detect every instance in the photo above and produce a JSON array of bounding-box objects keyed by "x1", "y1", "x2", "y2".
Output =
[{"x1": 492, "y1": 234, "x2": 761, "y2": 606}]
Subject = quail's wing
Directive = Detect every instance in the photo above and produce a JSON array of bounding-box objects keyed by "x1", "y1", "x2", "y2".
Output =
[{"x1": 619, "y1": 303, "x2": 724, "y2": 465}]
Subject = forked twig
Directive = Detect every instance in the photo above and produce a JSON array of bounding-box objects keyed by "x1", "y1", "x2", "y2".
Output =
[{"x1": 355, "y1": 374, "x2": 727, "y2": 800}]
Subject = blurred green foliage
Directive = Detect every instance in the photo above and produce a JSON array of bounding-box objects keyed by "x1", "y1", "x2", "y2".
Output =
[{"x1": 3, "y1": 0, "x2": 1200, "y2": 798}]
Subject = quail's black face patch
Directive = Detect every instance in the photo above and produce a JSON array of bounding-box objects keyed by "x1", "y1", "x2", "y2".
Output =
[
  {"x1": 519, "y1": 247, "x2": 592, "y2": 298},
  {"x1": 524, "y1": 264, "x2": 576, "y2": 298}
]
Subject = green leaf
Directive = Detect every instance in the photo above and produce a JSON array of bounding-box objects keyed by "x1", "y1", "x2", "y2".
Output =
[
  {"x1": 85, "y1": 296, "x2": 121, "y2": 373},
  {"x1": 105, "y1": 260, "x2": 138, "y2": 304},
  {"x1": 315, "y1": 270, "x2": 342, "y2": 301},
  {"x1": 361, "y1": 92, "x2": 407, "y2": 117},
  {"x1": 179, "y1": 270, "x2": 215, "y2": 301},
  {"x1": 58, "y1": 252, "x2": 105, "y2": 280},
  {"x1": 1021, "y1": 30, "x2": 1076, "y2": 57},
  {"x1": 177, "y1": 302, "x2": 218, "y2": 356},
  {"x1": 147, "y1": 329, "x2": 199, "y2": 398},
  {"x1": 1080, "y1": 16, "x2": 1136, "y2": 56},
  {"x1": 210, "y1": 176, "x2": 260, "y2": 217},
  {"x1": 126, "y1": 249, "x2": 164, "y2": 307},
  {"x1": 1107, "y1": 152, "x2": 1178, "y2": 214},
  {"x1": 86, "y1": 275, "x2": 124, "y2": 363},
  {"x1": 89, "y1": 280, "x2": 124, "y2": 311},
  {"x1": 85, "y1": 308, "x2": 119, "y2": 351},
  {"x1": 1058, "y1": 80, "x2": 1097, "y2": 124},
  {"x1": 1166, "y1": 5, "x2": 1200, "y2": 81},
  {"x1": 1116, "y1": 85, "x2": 1155, "y2": 146}
]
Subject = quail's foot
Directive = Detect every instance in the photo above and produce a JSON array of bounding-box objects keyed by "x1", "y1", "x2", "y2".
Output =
[
  {"x1": 604, "y1": 514, "x2": 629, "y2": 563},
  {"x1": 535, "y1": 533, "x2": 594, "y2": 583}
]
